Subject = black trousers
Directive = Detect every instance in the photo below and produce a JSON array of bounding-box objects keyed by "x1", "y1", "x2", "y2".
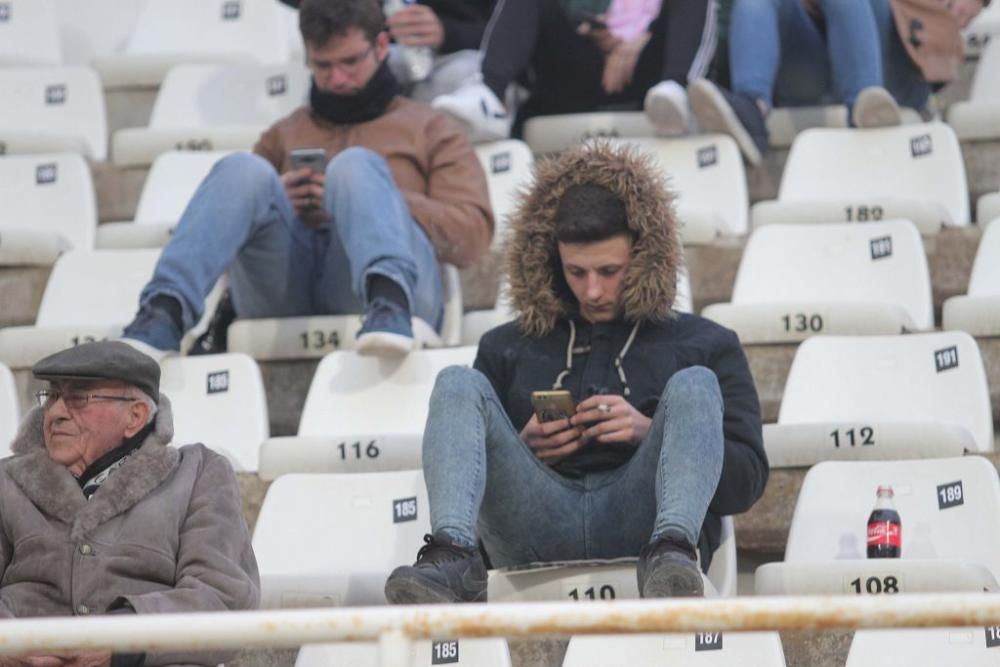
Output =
[{"x1": 481, "y1": 0, "x2": 718, "y2": 126}]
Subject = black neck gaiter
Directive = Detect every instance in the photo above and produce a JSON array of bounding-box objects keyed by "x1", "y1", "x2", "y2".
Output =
[{"x1": 309, "y1": 59, "x2": 400, "y2": 125}]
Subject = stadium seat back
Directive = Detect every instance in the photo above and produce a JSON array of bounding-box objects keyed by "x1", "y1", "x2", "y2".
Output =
[
  {"x1": 847, "y1": 627, "x2": 1000, "y2": 667},
  {"x1": 473, "y1": 139, "x2": 533, "y2": 249},
  {"x1": 522, "y1": 111, "x2": 656, "y2": 154},
  {"x1": 0, "y1": 0, "x2": 62, "y2": 65},
  {"x1": 0, "y1": 363, "x2": 19, "y2": 457},
  {"x1": 252, "y1": 470, "x2": 430, "y2": 607},
  {"x1": 0, "y1": 153, "x2": 97, "y2": 252},
  {"x1": 159, "y1": 352, "x2": 269, "y2": 471},
  {"x1": 52, "y1": 0, "x2": 145, "y2": 65},
  {"x1": 134, "y1": 150, "x2": 232, "y2": 224},
  {"x1": 966, "y1": 217, "x2": 1000, "y2": 296},
  {"x1": 779, "y1": 332, "x2": 993, "y2": 452},
  {"x1": 778, "y1": 124, "x2": 969, "y2": 227},
  {"x1": 295, "y1": 639, "x2": 511, "y2": 667},
  {"x1": 563, "y1": 632, "x2": 786, "y2": 666}
]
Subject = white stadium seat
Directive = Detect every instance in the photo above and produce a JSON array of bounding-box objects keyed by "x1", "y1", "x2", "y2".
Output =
[
  {"x1": 701, "y1": 221, "x2": 933, "y2": 343},
  {"x1": 111, "y1": 63, "x2": 309, "y2": 167},
  {"x1": 762, "y1": 332, "x2": 993, "y2": 468},
  {"x1": 943, "y1": 218, "x2": 1000, "y2": 336},
  {"x1": 563, "y1": 631, "x2": 786, "y2": 667},
  {"x1": 93, "y1": 0, "x2": 295, "y2": 89},
  {"x1": 257, "y1": 346, "x2": 477, "y2": 479},
  {"x1": 52, "y1": 0, "x2": 145, "y2": 66},
  {"x1": 0, "y1": 362, "x2": 20, "y2": 457},
  {"x1": 755, "y1": 457, "x2": 1000, "y2": 595},
  {"x1": 295, "y1": 639, "x2": 511, "y2": 667},
  {"x1": 522, "y1": 111, "x2": 657, "y2": 154},
  {"x1": 0, "y1": 0, "x2": 62, "y2": 66},
  {"x1": 847, "y1": 627, "x2": 1000, "y2": 667},
  {"x1": 488, "y1": 516, "x2": 738, "y2": 601},
  {"x1": 474, "y1": 139, "x2": 533, "y2": 250},
  {"x1": 764, "y1": 105, "x2": 924, "y2": 149},
  {"x1": 615, "y1": 135, "x2": 748, "y2": 242},
  {"x1": 159, "y1": 353, "x2": 269, "y2": 471},
  {"x1": 980, "y1": 192, "x2": 1000, "y2": 226},
  {"x1": 0, "y1": 153, "x2": 96, "y2": 265},
  {"x1": 252, "y1": 470, "x2": 430, "y2": 607},
  {"x1": 227, "y1": 264, "x2": 464, "y2": 360},
  {"x1": 947, "y1": 39, "x2": 1000, "y2": 141},
  {"x1": 751, "y1": 123, "x2": 969, "y2": 234},
  {"x1": 0, "y1": 66, "x2": 107, "y2": 160},
  {"x1": 96, "y1": 150, "x2": 232, "y2": 249},
  {"x1": 962, "y1": 1, "x2": 1000, "y2": 56}
]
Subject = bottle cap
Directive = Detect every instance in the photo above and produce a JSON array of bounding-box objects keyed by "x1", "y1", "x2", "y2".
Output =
[{"x1": 876, "y1": 485, "x2": 894, "y2": 497}]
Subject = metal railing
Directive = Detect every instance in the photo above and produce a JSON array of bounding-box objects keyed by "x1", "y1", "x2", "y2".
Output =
[{"x1": 1, "y1": 594, "x2": 1000, "y2": 665}]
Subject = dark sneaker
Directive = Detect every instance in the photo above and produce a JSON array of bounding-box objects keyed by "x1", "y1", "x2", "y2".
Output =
[
  {"x1": 385, "y1": 533, "x2": 488, "y2": 604},
  {"x1": 637, "y1": 534, "x2": 704, "y2": 598},
  {"x1": 120, "y1": 301, "x2": 183, "y2": 361},
  {"x1": 688, "y1": 78, "x2": 769, "y2": 167},
  {"x1": 355, "y1": 296, "x2": 414, "y2": 357},
  {"x1": 189, "y1": 289, "x2": 235, "y2": 356}
]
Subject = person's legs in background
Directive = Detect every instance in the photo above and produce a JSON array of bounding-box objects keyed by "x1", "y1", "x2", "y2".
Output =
[{"x1": 869, "y1": 0, "x2": 932, "y2": 116}]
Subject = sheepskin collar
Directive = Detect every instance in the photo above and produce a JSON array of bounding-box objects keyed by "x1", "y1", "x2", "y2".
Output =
[
  {"x1": 504, "y1": 141, "x2": 682, "y2": 337},
  {"x1": 5, "y1": 396, "x2": 180, "y2": 540}
]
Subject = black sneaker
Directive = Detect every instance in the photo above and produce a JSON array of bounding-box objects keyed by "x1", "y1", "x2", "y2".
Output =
[
  {"x1": 189, "y1": 289, "x2": 236, "y2": 356},
  {"x1": 637, "y1": 534, "x2": 704, "y2": 598},
  {"x1": 688, "y1": 78, "x2": 769, "y2": 167},
  {"x1": 384, "y1": 534, "x2": 488, "y2": 604}
]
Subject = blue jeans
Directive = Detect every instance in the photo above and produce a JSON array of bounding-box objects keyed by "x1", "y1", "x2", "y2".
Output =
[
  {"x1": 729, "y1": 0, "x2": 929, "y2": 112},
  {"x1": 422, "y1": 365, "x2": 725, "y2": 568},
  {"x1": 138, "y1": 148, "x2": 443, "y2": 332}
]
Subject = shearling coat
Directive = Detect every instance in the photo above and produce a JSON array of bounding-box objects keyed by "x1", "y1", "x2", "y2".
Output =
[{"x1": 0, "y1": 396, "x2": 260, "y2": 666}]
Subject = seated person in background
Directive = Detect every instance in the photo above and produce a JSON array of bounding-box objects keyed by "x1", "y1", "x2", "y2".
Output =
[
  {"x1": 123, "y1": 0, "x2": 493, "y2": 359},
  {"x1": 431, "y1": 0, "x2": 721, "y2": 141},
  {"x1": 280, "y1": 0, "x2": 497, "y2": 102},
  {"x1": 385, "y1": 142, "x2": 768, "y2": 603},
  {"x1": 0, "y1": 341, "x2": 259, "y2": 667},
  {"x1": 688, "y1": 0, "x2": 987, "y2": 167}
]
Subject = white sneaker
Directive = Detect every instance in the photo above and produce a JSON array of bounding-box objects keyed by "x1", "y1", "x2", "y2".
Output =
[
  {"x1": 644, "y1": 80, "x2": 691, "y2": 136},
  {"x1": 118, "y1": 337, "x2": 176, "y2": 364},
  {"x1": 852, "y1": 86, "x2": 901, "y2": 129},
  {"x1": 432, "y1": 80, "x2": 511, "y2": 142}
]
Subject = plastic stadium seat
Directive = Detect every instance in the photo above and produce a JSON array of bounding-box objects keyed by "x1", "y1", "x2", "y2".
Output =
[
  {"x1": 488, "y1": 516, "x2": 738, "y2": 601},
  {"x1": 764, "y1": 105, "x2": 924, "y2": 149},
  {"x1": 52, "y1": 0, "x2": 145, "y2": 66},
  {"x1": 981, "y1": 192, "x2": 1000, "y2": 226},
  {"x1": 252, "y1": 470, "x2": 430, "y2": 607},
  {"x1": 257, "y1": 346, "x2": 477, "y2": 479},
  {"x1": 159, "y1": 353, "x2": 269, "y2": 471},
  {"x1": 295, "y1": 639, "x2": 511, "y2": 667},
  {"x1": 0, "y1": 66, "x2": 107, "y2": 160},
  {"x1": 614, "y1": 135, "x2": 748, "y2": 242},
  {"x1": 847, "y1": 627, "x2": 1000, "y2": 667},
  {"x1": 96, "y1": 150, "x2": 232, "y2": 249},
  {"x1": 762, "y1": 332, "x2": 993, "y2": 468},
  {"x1": 473, "y1": 139, "x2": 533, "y2": 250},
  {"x1": 0, "y1": 0, "x2": 62, "y2": 66},
  {"x1": 751, "y1": 123, "x2": 969, "y2": 234},
  {"x1": 563, "y1": 631, "x2": 786, "y2": 667},
  {"x1": 111, "y1": 63, "x2": 309, "y2": 167},
  {"x1": 947, "y1": 40, "x2": 1000, "y2": 140},
  {"x1": 93, "y1": 0, "x2": 295, "y2": 89},
  {"x1": 755, "y1": 457, "x2": 1000, "y2": 595},
  {"x1": 522, "y1": 111, "x2": 657, "y2": 154},
  {"x1": 963, "y1": 2, "x2": 1000, "y2": 56},
  {"x1": 943, "y1": 219, "x2": 1000, "y2": 336},
  {"x1": 0, "y1": 363, "x2": 19, "y2": 457},
  {"x1": 0, "y1": 249, "x2": 224, "y2": 372},
  {"x1": 227, "y1": 264, "x2": 464, "y2": 360},
  {"x1": 0, "y1": 153, "x2": 96, "y2": 265},
  {"x1": 701, "y1": 221, "x2": 933, "y2": 343}
]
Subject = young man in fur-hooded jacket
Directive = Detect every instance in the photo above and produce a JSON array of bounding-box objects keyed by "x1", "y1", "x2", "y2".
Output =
[{"x1": 385, "y1": 142, "x2": 768, "y2": 603}]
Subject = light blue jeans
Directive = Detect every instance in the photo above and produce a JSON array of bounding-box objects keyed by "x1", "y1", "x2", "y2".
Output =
[
  {"x1": 729, "y1": 0, "x2": 930, "y2": 112},
  {"x1": 422, "y1": 365, "x2": 725, "y2": 567},
  {"x1": 138, "y1": 148, "x2": 443, "y2": 332}
]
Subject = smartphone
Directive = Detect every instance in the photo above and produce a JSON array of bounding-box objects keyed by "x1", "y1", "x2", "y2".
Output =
[
  {"x1": 531, "y1": 390, "x2": 577, "y2": 423},
  {"x1": 289, "y1": 148, "x2": 328, "y2": 174}
]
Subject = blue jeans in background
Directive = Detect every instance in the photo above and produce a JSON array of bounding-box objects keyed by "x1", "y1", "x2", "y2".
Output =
[
  {"x1": 138, "y1": 148, "x2": 443, "y2": 332},
  {"x1": 422, "y1": 365, "x2": 725, "y2": 568},
  {"x1": 729, "y1": 0, "x2": 929, "y2": 112}
]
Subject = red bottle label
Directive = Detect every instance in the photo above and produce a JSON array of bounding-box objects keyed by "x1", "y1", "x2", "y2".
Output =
[{"x1": 867, "y1": 522, "x2": 901, "y2": 547}]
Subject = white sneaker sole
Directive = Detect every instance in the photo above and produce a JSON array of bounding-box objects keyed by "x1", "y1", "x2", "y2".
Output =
[
  {"x1": 355, "y1": 331, "x2": 414, "y2": 357},
  {"x1": 119, "y1": 337, "x2": 176, "y2": 363},
  {"x1": 644, "y1": 83, "x2": 689, "y2": 136},
  {"x1": 688, "y1": 79, "x2": 763, "y2": 167},
  {"x1": 853, "y1": 86, "x2": 901, "y2": 129}
]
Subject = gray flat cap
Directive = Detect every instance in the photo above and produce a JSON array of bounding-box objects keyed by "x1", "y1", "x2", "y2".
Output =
[{"x1": 33, "y1": 341, "x2": 160, "y2": 402}]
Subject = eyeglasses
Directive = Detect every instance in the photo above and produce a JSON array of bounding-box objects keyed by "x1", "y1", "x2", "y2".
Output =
[
  {"x1": 307, "y1": 45, "x2": 375, "y2": 76},
  {"x1": 35, "y1": 389, "x2": 137, "y2": 410}
]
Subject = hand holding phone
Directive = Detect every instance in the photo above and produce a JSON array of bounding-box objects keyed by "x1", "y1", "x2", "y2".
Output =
[
  {"x1": 531, "y1": 390, "x2": 576, "y2": 423},
  {"x1": 284, "y1": 148, "x2": 329, "y2": 224},
  {"x1": 288, "y1": 148, "x2": 328, "y2": 174},
  {"x1": 522, "y1": 390, "x2": 584, "y2": 466}
]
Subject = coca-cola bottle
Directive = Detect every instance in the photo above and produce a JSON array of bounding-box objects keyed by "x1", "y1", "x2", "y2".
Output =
[{"x1": 867, "y1": 485, "x2": 902, "y2": 558}]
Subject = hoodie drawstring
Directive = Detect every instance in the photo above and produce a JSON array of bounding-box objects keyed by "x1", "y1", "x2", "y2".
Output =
[{"x1": 552, "y1": 320, "x2": 641, "y2": 397}]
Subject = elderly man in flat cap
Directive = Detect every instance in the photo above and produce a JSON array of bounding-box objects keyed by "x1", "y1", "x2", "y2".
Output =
[{"x1": 0, "y1": 341, "x2": 259, "y2": 667}]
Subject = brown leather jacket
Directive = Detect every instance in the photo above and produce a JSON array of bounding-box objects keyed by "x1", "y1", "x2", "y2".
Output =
[{"x1": 889, "y1": 0, "x2": 968, "y2": 83}]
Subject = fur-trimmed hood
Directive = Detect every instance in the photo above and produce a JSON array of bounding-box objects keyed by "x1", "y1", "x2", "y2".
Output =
[
  {"x1": 5, "y1": 395, "x2": 179, "y2": 540},
  {"x1": 505, "y1": 141, "x2": 682, "y2": 337}
]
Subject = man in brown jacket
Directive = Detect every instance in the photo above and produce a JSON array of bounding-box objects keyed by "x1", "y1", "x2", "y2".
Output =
[
  {"x1": 0, "y1": 341, "x2": 259, "y2": 667},
  {"x1": 122, "y1": 0, "x2": 493, "y2": 359}
]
